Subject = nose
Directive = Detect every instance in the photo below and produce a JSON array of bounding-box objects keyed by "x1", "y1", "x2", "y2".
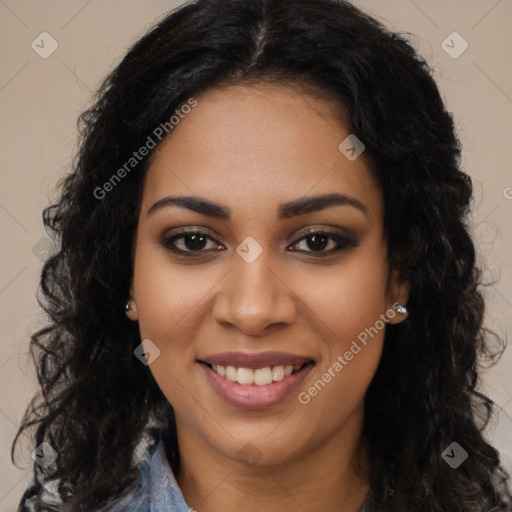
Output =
[{"x1": 212, "y1": 254, "x2": 298, "y2": 336}]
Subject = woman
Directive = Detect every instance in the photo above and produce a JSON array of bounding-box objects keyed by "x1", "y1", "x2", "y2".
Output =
[{"x1": 12, "y1": 0, "x2": 512, "y2": 510}]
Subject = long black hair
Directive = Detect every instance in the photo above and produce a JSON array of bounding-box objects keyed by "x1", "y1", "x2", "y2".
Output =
[{"x1": 13, "y1": 0, "x2": 512, "y2": 510}]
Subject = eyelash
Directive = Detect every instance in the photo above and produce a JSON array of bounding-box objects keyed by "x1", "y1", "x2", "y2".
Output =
[{"x1": 160, "y1": 228, "x2": 358, "y2": 258}]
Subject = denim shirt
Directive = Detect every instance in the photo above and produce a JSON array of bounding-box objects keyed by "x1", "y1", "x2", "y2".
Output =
[
  {"x1": 19, "y1": 437, "x2": 369, "y2": 511},
  {"x1": 145, "y1": 438, "x2": 194, "y2": 512},
  {"x1": 18, "y1": 439, "x2": 192, "y2": 512}
]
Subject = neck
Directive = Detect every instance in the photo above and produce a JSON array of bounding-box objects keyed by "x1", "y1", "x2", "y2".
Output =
[{"x1": 175, "y1": 408, "x2": 370, "y2": 512}]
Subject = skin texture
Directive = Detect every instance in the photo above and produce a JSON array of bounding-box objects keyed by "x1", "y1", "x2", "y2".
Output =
[{"x1": 126, "y1": 84, "x2": 410, "y2": 512}]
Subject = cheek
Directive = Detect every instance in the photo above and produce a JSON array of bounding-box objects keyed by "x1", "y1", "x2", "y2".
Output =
[
  {"x1": 295, "y1": 253, "x2": 389, "y2": 346},
  {"x1": 132, "y1": 266, "x2": 207, "y2": 413},
  {"x1": 293, "y1": 255, "x2": 388, "y2": 412},
  {"x1": 298, "y1": 293, "x2": 386, "y2": 429},
  {"x1": 131, "y1": 246, "x2": 214, "y2": 402},
  {"x1": 132, "y1": 244, "x2": 211, "y2": 342}
]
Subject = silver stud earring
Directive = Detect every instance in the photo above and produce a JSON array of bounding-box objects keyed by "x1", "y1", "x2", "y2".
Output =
[
  {"x1": 125, "y1": 301, "x2": 130, "y2": 311},
  {"x1": 396, "y1": 304, "x2": 407, "y2": 314}
]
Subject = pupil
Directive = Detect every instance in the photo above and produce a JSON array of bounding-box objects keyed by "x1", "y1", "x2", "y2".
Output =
[
  {"x1": 186, "y1": 233, "x2": 207, "y2": 250},
  {"x1": 308, "y1": 234, "x2": 328, "y2": 251}
]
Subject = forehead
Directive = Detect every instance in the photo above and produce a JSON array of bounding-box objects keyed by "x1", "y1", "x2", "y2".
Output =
[{"x1": 142, "y1": 84, "x2": 382, "y2": 226}]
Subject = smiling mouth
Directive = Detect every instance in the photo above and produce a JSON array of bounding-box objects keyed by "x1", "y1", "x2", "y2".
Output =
[{"x1": 198, "y1": 361, "x2": 314, "y2": 386}]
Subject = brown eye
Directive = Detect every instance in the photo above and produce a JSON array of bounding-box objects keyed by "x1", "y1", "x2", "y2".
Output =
[
  {"x1": 288, "y1": 231, "x2": 358, "y2": 256},
  {"x1": 160, "y1": 230, "x2": 224, "y2": 255}
]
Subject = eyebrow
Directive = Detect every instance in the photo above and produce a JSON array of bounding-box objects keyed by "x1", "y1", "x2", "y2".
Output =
[{"x1": 147, "y1": 192, "x2": 370, "y2": 220}]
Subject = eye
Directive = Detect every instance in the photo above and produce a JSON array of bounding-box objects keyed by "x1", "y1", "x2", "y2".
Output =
[
  {"x1": 160, "y1": 230, "x2": 224, "y2": 255},
  {"x1": 160, "y1": 228, "x2": 358, "y2": 257},
  {"x1": 288, "y1": 230, "x2": 358, "y2": 256}
]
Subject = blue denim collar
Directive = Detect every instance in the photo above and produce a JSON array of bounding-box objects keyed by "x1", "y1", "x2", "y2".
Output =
[{"x1": 148, "y1": 438, "x2": 194, "y2": 512}]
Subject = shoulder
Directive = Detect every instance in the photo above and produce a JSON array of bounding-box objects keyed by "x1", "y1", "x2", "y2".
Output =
[
  {"x1": 94, "y1": 434, "x2": 159, "y2": 512},
  {"x1": 17, "y1": 434, "x2": 159, "y2": 512},
  {"x1": 93, "y1": 432, "x2": 193, "y2": 512}
]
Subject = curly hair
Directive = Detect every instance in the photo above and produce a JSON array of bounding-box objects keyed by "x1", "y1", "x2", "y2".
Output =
[{"x1": 12, "y1": 0, "x2": 512, "y2": 510}]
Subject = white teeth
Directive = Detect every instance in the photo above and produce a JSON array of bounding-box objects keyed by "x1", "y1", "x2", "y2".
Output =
[
  {"x1": 272, "y1": 365, "x2": 284, "y2": 381},
  {"x1": 237, "y1": 367, "x2": 254, "y2": 385},
  {"x1": 225, "y1": 366, "x2": 238, "y2": 382},
  {"x1": 254, "y1": 367, "x2": 273, "y2": 386},
  {"x1": 211, "y1": 363, "x2": 304, "y2": 385}
]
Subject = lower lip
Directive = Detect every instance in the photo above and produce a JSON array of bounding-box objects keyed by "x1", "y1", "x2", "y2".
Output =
[{"x1": 200, "y1": 362, "x2": 315, "y2": 409}]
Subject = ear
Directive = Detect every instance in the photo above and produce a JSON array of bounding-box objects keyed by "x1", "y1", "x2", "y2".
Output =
[
  {"x1": 385, "y1": 269, "x2": 410, "y2": 325},
  {"x1": 125, "y1": 283, "x2": 139, "y2": 321}
]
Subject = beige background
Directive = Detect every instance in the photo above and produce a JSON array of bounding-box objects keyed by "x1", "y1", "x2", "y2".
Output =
[{"x1": 1, "y1": 1, "x2": 511, "y2": 509}]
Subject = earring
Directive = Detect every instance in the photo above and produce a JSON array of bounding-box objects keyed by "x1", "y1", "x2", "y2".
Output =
[
  {"x1": 125, "y1": 301, "x2": 130, "y2": 311},
  {"x1": 396, "y1": 304, "x2": 408, "y2": 314}
]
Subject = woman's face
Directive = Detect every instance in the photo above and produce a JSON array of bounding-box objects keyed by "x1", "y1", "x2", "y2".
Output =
[{"x1": 128, "y1": 84, "x2": 409, "y2": 468}]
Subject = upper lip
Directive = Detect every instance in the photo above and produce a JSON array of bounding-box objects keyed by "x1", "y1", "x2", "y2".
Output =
[{"x1": 198, "y1": 351, "x2": 314, "y2": 369}]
